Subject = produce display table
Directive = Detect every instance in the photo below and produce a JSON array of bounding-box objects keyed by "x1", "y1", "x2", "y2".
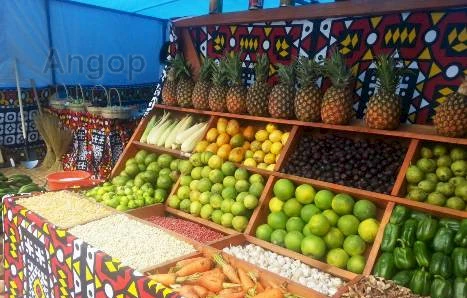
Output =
[
  {"x1": 48, "y1": 108, "x2": 137, "y2": 179},
  {"x1": 2, "y1": 196, "x2": 180, "y2": 298}
]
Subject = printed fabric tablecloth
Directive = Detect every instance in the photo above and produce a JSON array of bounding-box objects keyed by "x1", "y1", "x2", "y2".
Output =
[
  {"x1": 48, "y1": 108, "x2": 137, "y2": 179},
  {"x1": 2, "y1": 196, "x2": 180, "y2": 298}
]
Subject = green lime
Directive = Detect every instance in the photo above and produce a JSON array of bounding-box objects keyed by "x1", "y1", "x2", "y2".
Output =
[
  {"x1": 249, "y1": 182, "x2": 265, "y2": 198},
  {"x1": 323, "y1": 227, "x2": 344, "y2": 249},
  {"x1": 270, "y1": 229, "x2": 287, "y2": 247},
  {"x1": 283, "y1": 199, "x2": 302, "y2": 217},
  {"x1": 200, "y1": 204, "x2": 214, "y2": 219},
  {"x1": 232, "y1": 216, "x2": 248, "y2": 232},
  {"x1": 179, "y1": 199, "x2": 191, "y2": 212},
  {"x1": 201, "y1": 166, "x2": 211, "y2": 178},
  {"x1": 221, "y1": 213, "x2": 234, "y2": 228},
  {"x1": 302, "y1": 225, "x2": 312, "y2": 236},
  {"x1": 326, "y1": 248, "x2": 349, "y2": 269},
  {"x1": 256, "y1": 224, "x2": 273, "y2": 241},
  {"x1": 209, "y1": 169, "x2": 225, "y2": 184},
  {"x1": 199, "y1": 192, "x2": 211, "y2": 205},
  {"x1": 222, "y1": 187, "x2": 237, "y2": 201},
  {"x1": 300, "y1": 204, "x2": 321, "y2": 223},
  {"x1": 284, "y1": 231, "x2": 304, "y2": 252},
  {"x1": 343, "y1": 235, "x2": 366, "y2": 256},
  {"x1": 191, "y1": 167, "x2": 203, "y2": 180},
  {"x1": 286, "y1": 217, "x2": 305, "y2": 232},
  {"x1": 314, "y1": 190, "x2": 334, "y2": 210},
  {"x1": 322, "y1": 209, "x2": 339, "y2": 226},
  {"x1": 301, "y1": 235, "x2": 326, "y2": 259},
  {"x1": 211, "y1": 210, "x2": 223, "y2": 224},
  {"x1": 190, "y1": 201, "x2": 202, "y2": 216},
  {"x1": 223, "y1": 176, "x2": 237, "y2": 188},
  {"x1": 180, "y1": 175, "x2": 193, "y2": 186},
  {"x1": 337, "y1": 215, "x2": 360, "y2": 236},
  {"x1": 249, "y1": 174, "x2": 264, "y2": 184},
  {"x1": 353, "y1": 199, "x2": 377, "y2": 221},
  {"x1": 135, "y1": 150, "x2": 148, "y2": 164},
  {"x1": 244, "y1": 194, "x2": 259, "y2": 210},
  {"x1": 332, "y1": 194, "x2": 355, "y2": 215},
  {"x1": 446, "y1": 196, "x2": 466, "y2": 210},
  {"x1": 231, "y1": 201, "x2": 246, "y2": 215},
  {"x1": 273, "y1": 179, "x2": 295, "y2": 201},
  {"x1": 235, "y1": 180, "x2": 250, "y2": 193},
  {"x1": 267, "y1": 211, "x2": 288, "y2": 230},
  {"x1": 221, "y1": 199, "x2": 234, "y2": 213},
  {"x1": 295, "y1": 184, "x2": 316, "y2": 204},
  {"x1": 358, "y1": 218, "x2": 380, "y2": 243},
  {"x1": 347, "y1": 255, "x2": 366, "y2": 274},
  {"x1": 209, "y1": 194, "x2": 223, "y2": 209},
  {"x1": 167, "y1": 195, "x2": 181, "y2": 209},
  {"x1": 308, "y1": 214, "x2": 331, "y2": 236},
  {"x1": 211, "y1": 183, "x2": 224, "y2": 194},
  {"x1": 234, "y1": 168, "x2": 249, "y2": 181},
  {"x1": 221, "y1": 161, "x2": 237, "y2": 176}
]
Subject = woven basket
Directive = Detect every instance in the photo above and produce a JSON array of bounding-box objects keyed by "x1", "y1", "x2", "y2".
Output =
[{"x1": 101, "y1": 88, "x2": 133, "y2": 119}]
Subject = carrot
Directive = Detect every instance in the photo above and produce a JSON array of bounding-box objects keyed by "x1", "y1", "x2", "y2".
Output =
[
  {"x1": 212, "y1": 254, "x2": 241, "y2": 284},
  {"x1": 176, "y1": 258, "x2": 213, "y2": 277},
  {"x1": 176, "y1": 257, "x2": 206, "y2": 268},
  {"x1": 176, "y1": 285, "x2": 200, "y2": 298},
  {"x1": 248, "y1": 272, "x2": 264, "y2": 293},
  {"x1": 191, "y1": 285, "x2": 209, "y2": 298},
  {"x1": 216, "y1": 287, "x2": 245, "y2": 298},
  {"x1": 149, "y1": 273, "x2": 201, "y2": 287},
  {"x1": 252, "y1": 288, "x2": 284, "y2": 298},
  {"x1": 196, "y1": 268, "x2": 224, "y2": 293},
  {"x1": 238, "y1": 268, "x2": 255, "y2": 291}
]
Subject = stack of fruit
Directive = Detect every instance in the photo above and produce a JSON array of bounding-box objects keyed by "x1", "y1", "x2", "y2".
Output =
[
  {"x1": 0, "y1": 173, "x2": 42, "y2": 196},
  {"x1": 283, "y1": 134, "x2": 406, "y2": 193},
  {"x1": 85, "y1": 150, "x2": 180, "y2": 210},
  {"x1": 255, "y1": 178, "x2": 380, "y2": 274},
  {"x1": 405, "y1": 144, "x2": 466, "y2": 210},
  {"x1": 374, "y1": 205, "x2": 467, "y2": 297},
  {"x1": 167, "y1": 151, "x2": 265, "y2": 232},
  {"x1": 194, "y1": 117, "x2": 289, "y2": 171}
]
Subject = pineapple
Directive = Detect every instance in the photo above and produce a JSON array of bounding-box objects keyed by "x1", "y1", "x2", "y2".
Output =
[
  {"x1": 434, "y1": 78, "x2": 467, "y2": 137},
  {"x1": 225, "y1": 52, "x2": 247, "y2": 114},
  {"x1": 247, "y1": 54, "x2": 271, "y2": 116},
  {"x1": 161, "y1": 65, "x2": 177, "y2": 106},
  {"x1": 208, "y1": 58, "x2": 228, "y2": 112},
  {"x1": 192, "y1": 58, "x2": 214, "y2": 110},
  {"x1": 364, "y1": 55, "x2": 403, "y2": 130},
  {"x1": 268, "y1": 63, "x2": 296, "y2": 119},
  {"x1": 321, "y1": 51, "x2": 354, "y2": 125},
  {"x1": 294, "y1": 56, "x2": 323, "y2": 122},
  {"x1": 173, "y1": 54, "x2": 195, "y2": 107}
]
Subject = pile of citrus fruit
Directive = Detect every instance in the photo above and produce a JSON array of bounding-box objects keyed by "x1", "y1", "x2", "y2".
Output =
[
  {"x1": 167, "y1": 151, "x2": 265, "y2": 232},
  {"x1": 255, "y1": 178, "x2": 381, "y2": 274},
  {"x1": 194, "y1": 117, "x2": 289, "y2": 171}
]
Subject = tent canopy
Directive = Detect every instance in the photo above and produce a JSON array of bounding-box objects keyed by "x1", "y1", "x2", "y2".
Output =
[{"x1": 63, "y1": 0, "x2": 333, "y2": 19}]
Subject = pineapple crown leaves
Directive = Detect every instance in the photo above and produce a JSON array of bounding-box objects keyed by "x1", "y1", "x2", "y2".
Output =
[
  {"x1": 323, "y1": 50, "x2": 353, "y2": 88},
  {"x1": 254, "y1": 54, "x2": 270, "y2": 83},
  {"x1": 224, "y1": 51, "x2": 244, "y2": 86},
  {"x1": 374, "y1": 54, "x2": 411, "y2": 94},
  {"x1": 275, "y1": 62, "x2": 296, "y2": 86},
  {"x1": 198, "y1": 58, "x2": 214, "y2": 83},
  {"x1": 295, "y1": 56, "x2": 323, "y2": 88},
  {"x1": 172, "y1": 53, "x2": 192, "y2": 81},
  {"x1": 211, "y1": 58, "x2": 228, "y2": 87}
]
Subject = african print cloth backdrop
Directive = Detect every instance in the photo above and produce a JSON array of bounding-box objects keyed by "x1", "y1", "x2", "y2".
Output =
[
  {"x1": 0, "y1": 83, "x2": 155, "y2": 148},
  {"x1": 3, "y1": 197, "x2": 181, "y2": 298},
  {"x1": 49, "y1": 108, "x2": 136, "y2": 179},
  {"x1": 185, "y1": 8, "x2": 467, "y2": 124}
]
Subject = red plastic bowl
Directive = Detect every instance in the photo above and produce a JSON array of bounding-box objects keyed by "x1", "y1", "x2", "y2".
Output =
[{"x1": 46, "y1": 170, "x2": 96, "y2": 191}]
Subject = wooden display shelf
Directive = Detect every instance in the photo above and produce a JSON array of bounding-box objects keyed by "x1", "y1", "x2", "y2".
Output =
[
  {"x1": 245, "y1": 174, "x2": 393, "y2": 280},
  {"x1": 153, "y1": 104, "x2": 467, "y2": 146},
  {"x1": 143, "y1": 244, "x2": 326, "y2": 298}
]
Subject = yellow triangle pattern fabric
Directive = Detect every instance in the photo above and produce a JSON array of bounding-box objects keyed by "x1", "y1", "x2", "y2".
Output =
[
  {"x1": 429, "y1": 63, "x2": 442, "y2": 78},
  {"x1": 370, "y1": 16, "x2": 382, "y2": 28},
  {"x1": 430, "y1": 12, "x2": 445, "y2": 25},
  {"x1": 418, "y1": 48, "x2": 431, "y2": 60}
]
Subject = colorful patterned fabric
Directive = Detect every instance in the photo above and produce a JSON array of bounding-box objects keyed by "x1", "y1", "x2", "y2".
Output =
[
  {"x1": 184, "y1": 8, "x2": 466, "y2": 124},
  {"x1": 2, "y1": 196, "x2": 181, "y2": 298},
  {"x1": 48, "y1": 108, "x2": 135, "y2": 179}
]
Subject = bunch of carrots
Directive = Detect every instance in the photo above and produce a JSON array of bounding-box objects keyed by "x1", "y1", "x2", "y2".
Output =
[{"x1": 148, "y1": 253, "x2": 302, "y2": 298}]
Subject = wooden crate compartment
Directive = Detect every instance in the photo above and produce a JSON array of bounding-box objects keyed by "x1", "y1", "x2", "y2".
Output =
[
  {"x1": 278, "y1": 127, "x2": 410, "y2": 195},
  {"x1": 126, "y1": 204, "x2": 233, "y2": 244},
  {"x1": 246, "y1": 174, "x2": 393, "y2": 280},
  {"x1": 394, "y1": 140, "x2": 467, "y2": 218},
  {"x1": 143, "y1": 244, "x2": 327, "y2": 298}
]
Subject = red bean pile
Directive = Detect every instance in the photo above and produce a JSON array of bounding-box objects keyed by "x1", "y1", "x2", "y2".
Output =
[{"x1": 145, "y1": 216, "x2": 224, "y2": 243}]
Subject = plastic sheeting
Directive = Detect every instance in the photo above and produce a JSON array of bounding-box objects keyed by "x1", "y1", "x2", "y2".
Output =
[{"x1": 0, "y1": 0, "x2": 52, "y2": 88}]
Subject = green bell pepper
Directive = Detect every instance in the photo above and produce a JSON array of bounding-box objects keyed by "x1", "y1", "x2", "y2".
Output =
[
  {"x1": 373, "y1": 252, "x2": 395, "y2": 279},
  {"x1": 394, "y1": 239, "x2": 416, "y2": 270},
  {"x1": 409, "y1": 267, "x2": 431, "y2": 296},
  {"x1": 454, "y1": 277, "x2": 467, "y2": 298},
  {"x1": 453, "y1": 247, "x2": 467, "y2": 278},
  {"x1": 381, "y1": 223, "x2": 400, "y2": 252},
  {"x1": 416, "y1": 216, "x2": 438, "y2": 241},
  {"x1": 439, "y1": 218, "x2": 460, "y2": 232},
  {"x1": 454, "y1": 219, "x2": 467, "y2": 247},
  {"x1": 430, "y1": 252, "x2": 452, "y2": 278},
  {"x1": 390, "y1": 205, "x2": 409, "y2": 224},
  {"x1": 410, "y1": 211, "x2": 428, "y2": 222},
  {"x1": 430, "y1": 276, "x2": 453, "y2": 298},
  {"x1": 401, "y1": 218, "x2": 418, "y2": 247},
  {"x1": 432, "y1": 226, "x2": 454, "y2": 254},
  {"x1": 413, "y1": 240, "x2": 430, "y2": 267},
  {"x1": 392, "y1": 270, "x2": 413, "y2": 287}
]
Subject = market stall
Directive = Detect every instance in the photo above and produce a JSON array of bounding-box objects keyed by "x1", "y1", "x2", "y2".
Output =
[{"x1": 3, "y1": 0, "x2": 467, "y2": 297}]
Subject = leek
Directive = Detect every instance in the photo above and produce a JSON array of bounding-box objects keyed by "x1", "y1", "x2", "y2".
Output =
[
  {"x1": 175, "y1": 122, "x2": 207, "y2": 145},
  {"x1": 181, "y1": 123, "x2": 208, "y2": 152},
  {"x1": 164, "y1": 115, "x2": 193, "y2": 148},
  {"x1": 157, "y1": 120, "x2": 177, "y2": 147},
  {"x1": 147, "y1": 113, "x2": 171, "y2": 144},
  {"x1": 140, "y1": 115, "x2": 157, "y2": 143}
]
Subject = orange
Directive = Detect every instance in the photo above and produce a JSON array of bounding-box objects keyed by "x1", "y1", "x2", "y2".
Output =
[
  {"x1": 255, "y1": 130, "x2": 269, "y2": 142},
  {"x1": 217, "y1": 118, "x2": 228, "y2": 133},
  {"x1": 253, "y1": 151, "x2": 265, "y2": 163},
  {"x1": 230, "y1": 134, "x2": 245, "y2": 148},
  {"x1": 243, "y1": 126, "x2": 255, "y2": 141},
  {"x1": 205, "y1": 143, "x2": 218, "y2": 154},
  {"x1": 216, "y1": 133, "x2": 231, "y2": 146},
  {"x1": 226, "y1": 119, "x2": 240, "y2": 135},
  {"x1": 217, "y1": 144, "x2": 232, "y2": 160},
  {"x1": 228, "y1": 147, "x2": 245, "y2": 163},
  {"x1": 206, "y1": 128, "x2": 218, "y2": 142},
  {"x1": 265, "y1": 123, "x2": 278, "y2": 133},
  {"x1": 250, "y1": 140, "x2": 262, "y2": 152},
  {"x1": 194, "y1": 140, "x2": 209, "y2": 153},
  {"x1": 242, "y1": 141, "x2": 250, "y2": 150}
]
